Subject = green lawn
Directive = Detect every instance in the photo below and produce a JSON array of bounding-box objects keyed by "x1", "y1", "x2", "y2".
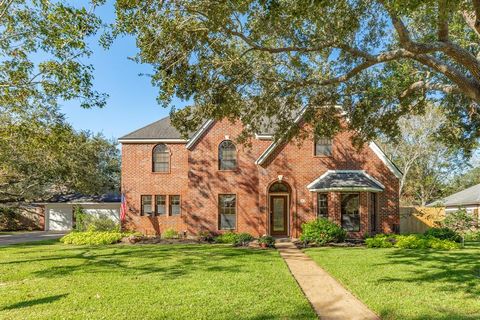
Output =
[
  {"x1": 0, "y1": 241, "x2": 316, "y2": 320},
  {"x1": 305, "y1": 242, "x2": 480, "y2": 320}
]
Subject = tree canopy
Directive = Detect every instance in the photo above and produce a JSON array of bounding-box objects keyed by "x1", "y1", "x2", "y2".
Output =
[
  {"x1": 0, "y1": 108, "x2": 120, "y2": 205},
  {"x1": 112, "y1": 0, "x2": 480, "y2": 151},
  {"x1": 1, "y1": 0, "x2": 106, "y2": 115}
]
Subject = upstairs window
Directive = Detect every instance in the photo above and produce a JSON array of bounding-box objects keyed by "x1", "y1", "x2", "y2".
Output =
[
  {"x1": 314, "y1": 137, "x2": 333, "y2": 156},
  {"x1": 219, "y1": 140, "x2": 237, "y2": 170},
  {"x1": 317, "y1": 193, "x2": 328, "y2": 218},
  {"x1": 153, "y1": 144, "x2": 170, "y2": 172},
  {"x1": 219, "y1": 194, "x2": 236, "y2": 230}
]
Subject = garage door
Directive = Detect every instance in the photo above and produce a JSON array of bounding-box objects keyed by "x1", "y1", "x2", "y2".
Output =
[{"x1": 47, "y1": 207, "x2": 73, "y2": 231}]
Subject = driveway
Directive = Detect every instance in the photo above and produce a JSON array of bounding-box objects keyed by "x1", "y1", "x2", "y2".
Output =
[{"x1": 0, "y1": 231, "x2": 66, "y2": 246}]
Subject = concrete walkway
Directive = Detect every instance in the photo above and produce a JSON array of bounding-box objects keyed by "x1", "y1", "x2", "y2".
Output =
[
  {"x1": 276, "y1": 242, "x2": 379, "y2": 320},
  {"x1": 0, "y1": 231, "x2": 65, "y2": 246}
]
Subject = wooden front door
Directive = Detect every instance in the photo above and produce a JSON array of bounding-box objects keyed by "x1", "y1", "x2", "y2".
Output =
[{"x1": 270, "y1": 195, "x2": 288, "y2": 236}]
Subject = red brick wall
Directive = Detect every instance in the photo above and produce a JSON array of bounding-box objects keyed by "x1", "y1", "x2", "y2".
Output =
[{"x1": 121, "y1": 119, "x2": 400, "y2": 238}]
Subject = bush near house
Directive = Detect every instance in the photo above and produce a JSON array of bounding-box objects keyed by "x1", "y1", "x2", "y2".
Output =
[
  {"x1": 300, "y1": 218, "x2": 347, "y2": 246},
  {"x1": 213, "y1": 232, "x2": 255, "y2": 246},
  {"x1": 74, "y1": 206, "x2": 120, "y2": 232},
  {"x1": 162, "y1": 229, "x2": 179, "y2": 239},
  {"x1": 424, "y1": 227, "x2": 462, "y2": 242},
  {"x1": 365, "y1": 234, "x2": 460, "y2": 250},
  {"x1": 60, "y1": 231, "x2": 132, "y2": 245},
  {"x1": 258, "y1": 235, "x2": 276, "y2": 248},
  {"x1": 214, "y1": 231, "x2": 239, "y2": 244}
]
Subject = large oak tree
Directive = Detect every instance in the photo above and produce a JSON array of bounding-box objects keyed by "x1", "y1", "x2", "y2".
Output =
[{"x1": 113, "y1": 0, "x2": 480, "y2": 151}]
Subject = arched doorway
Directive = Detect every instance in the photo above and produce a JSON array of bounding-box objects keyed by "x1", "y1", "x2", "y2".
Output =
[{"x1": 268, "y1": 181, "x2": 291, "y2": 236}]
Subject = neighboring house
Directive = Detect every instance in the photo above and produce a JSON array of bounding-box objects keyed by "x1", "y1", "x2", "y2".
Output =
[
  {"x1": 119, "y1": 114, "x2": 401, "y2": 238},
  {"x1": 432, "y1": 183, "x2": 480, "y2": 221},
  {"x1": 36, "y1": 193, "x2": 121, "y2": 231}
]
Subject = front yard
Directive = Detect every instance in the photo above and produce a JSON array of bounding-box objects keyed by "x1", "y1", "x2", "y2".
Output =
[
  {"x1": 305, "y1": 242, "x2": 480, "y2": 320},
  {"x1": 0, "y1": 241, "x2": 316, "y2": 320}
]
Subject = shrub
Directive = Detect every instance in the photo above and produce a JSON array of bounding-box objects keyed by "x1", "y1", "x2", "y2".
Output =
[
  {"x1": 258, "y1": 235, "x2": 275, "y2": 248},
  {"x1": 198, "y1": 231, "x2": 215, "y2": 242},
  {"x1": 365, "y1": 234, "x2": 460, "y2": 250},
  {"x1": 300, "y1": 218, "x2": 347, "y2": 245},
  {"x1": 395, "y1": 234, "x2": 430, "y2": 249},
  {"x1": 365, "y1": 234, "x2": 395, "y2": 248},
  {"x1": 234, "y1": 233, "x2": 254, "y2": 246},
  {"x1": 162, "y1": 229, "x2": 179, "y2": 239},
  {"x1": 424, "y1": 227, "x2": 461, "y2": 242},
  {"x1": 465, "y1": 231, "x2": 480, "y2": 242},
  {"x1": 214, "y1": 231, "x2": 238, "y2": 244},
  {"x1": 74, "y1": 206, "x2": 120, "y2": 232},
  {"x1": 60, "y1": 231, "x2": 126, "y2": 245}
]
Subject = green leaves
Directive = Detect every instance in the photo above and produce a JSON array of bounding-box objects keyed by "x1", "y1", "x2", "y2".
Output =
[
  {"x1": 0, "y1": 110, "x2": 120, "y2": 204},
  {"x1": 112, "y1": 0, "x2": 480, "y2": 151},
  {"x1": 0, "y1": 0, "x2": 106, "y2": 112}
]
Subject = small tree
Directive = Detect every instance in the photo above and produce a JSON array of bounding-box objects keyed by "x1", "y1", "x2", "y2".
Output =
[{"x1": 442, "y1": 209, "x2": 474, "y2": 247}]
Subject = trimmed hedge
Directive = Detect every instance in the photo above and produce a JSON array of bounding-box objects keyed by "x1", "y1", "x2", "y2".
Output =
[
  {"x1": 300, "y1": 218, "x2": 347, "y2": 246},
  {"x1": 365, "y1": 234, "x2": 460, "y2": 250},
  {"x1": 424, "y1": 227, "x2": 461, "y2": 242},
  {"x1": 60, "y1": 231, "x2": 134, "y2": 245},
  {"x1": 214, "y1": 232, "x2": 254, "y2": 246}
]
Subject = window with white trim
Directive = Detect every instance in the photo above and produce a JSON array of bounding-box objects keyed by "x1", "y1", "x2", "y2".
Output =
[
  {"x1": 153, "y1": 144, "x2": 170, "y2": 172},
  {"x1": 341, "y1": 193, "x2": 360, "y2": 232},
  {"x1": 314, "y1": 137, "x2": 332, "y2": 156},
  {"x1": 317, "y1": 193, "x2": 328, "y2": 218},
  {"x1": 155, "y1": 195, "x2": 166, "y2": 215},
  {"x1": 169, "y1": 195, "x2": 181, "y2": 216},
  {"x1": 218, "y1": 140, "x2": 237, "y2": 170},
  {"x1": 141, "y1": 195, "x2": 152, "y2": 216},
  {"x1": 219, "y1": 194, "x2": 236, "y2": 230}
]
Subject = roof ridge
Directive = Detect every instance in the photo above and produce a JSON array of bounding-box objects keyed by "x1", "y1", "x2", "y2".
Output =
[{"x1": 119, "y1": 115, "x2": 171, "y2": 140}]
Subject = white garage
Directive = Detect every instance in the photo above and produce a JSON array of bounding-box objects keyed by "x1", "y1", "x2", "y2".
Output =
[{"x1": 39, "y1": 194, "x2": 121, "y2": 231}]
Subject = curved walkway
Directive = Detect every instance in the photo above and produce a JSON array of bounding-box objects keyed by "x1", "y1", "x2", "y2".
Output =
[{"x1": 276, "y1": 242, "x2": 379, "y2": 320}]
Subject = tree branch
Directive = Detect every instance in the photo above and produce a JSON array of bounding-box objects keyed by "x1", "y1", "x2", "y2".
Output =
[
  {"x1": 438, "y1": 0, "x2": 449, "y2": 41},
  {"x1": 400, "y1": 80, "x2": 461, "y2": 99}
]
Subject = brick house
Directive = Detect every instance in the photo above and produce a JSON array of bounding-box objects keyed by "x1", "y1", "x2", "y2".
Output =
[{"x1": 119, "y1": 112, "x2": 401, "y2": 239}]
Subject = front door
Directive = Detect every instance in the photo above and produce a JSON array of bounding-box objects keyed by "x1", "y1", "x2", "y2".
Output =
[{"x1": 270, "y1": 195, "x2": 288, "y2": 236}]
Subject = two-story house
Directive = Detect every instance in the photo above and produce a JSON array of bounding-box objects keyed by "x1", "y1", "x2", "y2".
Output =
[{"x1": 119, "y1": 112, "x2": 401, "y2": 238}]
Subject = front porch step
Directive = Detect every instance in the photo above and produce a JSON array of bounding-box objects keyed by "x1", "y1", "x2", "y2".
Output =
[{"x1": 274, "y1": 237, "x2": 292, "y2": 243}]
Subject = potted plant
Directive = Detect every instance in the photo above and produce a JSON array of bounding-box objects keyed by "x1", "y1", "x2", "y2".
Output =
[{"x1": 258, "y1": 235, "x2": 275, "y2": 248}]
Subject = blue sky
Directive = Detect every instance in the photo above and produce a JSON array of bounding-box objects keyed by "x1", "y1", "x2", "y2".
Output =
[{"x1": 60, "y1": 1, "x2": 187, "y2": 140}]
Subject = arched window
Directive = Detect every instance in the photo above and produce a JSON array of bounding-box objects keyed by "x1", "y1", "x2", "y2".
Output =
[
  {"x1": 152, "y1": 144, "x2": 170, "y2": 172},
  {"x1": 269, "y1": 182, "x2": 290, "y2": 193},
  {"x1": 218, "y1": 140, "x2": 237, "y2": 170}
]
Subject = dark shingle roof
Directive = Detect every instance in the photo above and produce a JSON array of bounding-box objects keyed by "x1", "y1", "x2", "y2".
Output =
[
  {"x1": 435, "y1": 183, "x2": 480, "y2": 207},
  {"x1": 44, "y1": 193, "x2": 121, "y2": 203},
  {"x1": 119, "y1": 116, "x2": 195, "y2": 140},
  {"x1": 307, "y1": 171, "x2": 384, "y2": 191}
]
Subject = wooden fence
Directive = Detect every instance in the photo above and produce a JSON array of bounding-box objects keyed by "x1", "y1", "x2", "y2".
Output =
[{"x1": 399, "y1": 206, "x2": 445, "y2": 234}]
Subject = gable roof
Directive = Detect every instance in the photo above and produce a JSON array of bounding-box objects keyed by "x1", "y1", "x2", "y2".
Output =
[
  {"x1": 254, "y1": 115, "x2": 403, "y2": 179},
  {"x1": 307, "y1": 170, "x2": 385, "y2": 192},
  {"x1": 119, "y1": 116, "x2": 193, "y2": 142},
  {"x1": 435, "y1": 183, "x2": 480, "y2": 207}
]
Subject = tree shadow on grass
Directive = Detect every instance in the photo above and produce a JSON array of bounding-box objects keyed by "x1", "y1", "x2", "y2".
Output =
[
  {"x1": 1, "y1": 294, "x2": 68, "y2": 311},
  {"x1": 376, "y1": 243, "x2": 480, "y2": 299},
  {"x1": 379, "y1": 308, "x2": 480, "y2": 320},
  {"x1": 2, "y1": 244, "x2": 280, "y2": 281}
]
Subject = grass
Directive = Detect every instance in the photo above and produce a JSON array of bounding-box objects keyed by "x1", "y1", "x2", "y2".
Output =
[
  {"x1": 0, "y1": 241, "x2": 316, "y2": 320},
  {"x1": 305, "y1": 242, "x2": 480, "y2": 320}
]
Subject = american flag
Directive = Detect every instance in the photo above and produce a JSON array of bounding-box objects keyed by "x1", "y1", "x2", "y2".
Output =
[{"x1": 120, "y1": 193, "x2": 127, "y2": 222}]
